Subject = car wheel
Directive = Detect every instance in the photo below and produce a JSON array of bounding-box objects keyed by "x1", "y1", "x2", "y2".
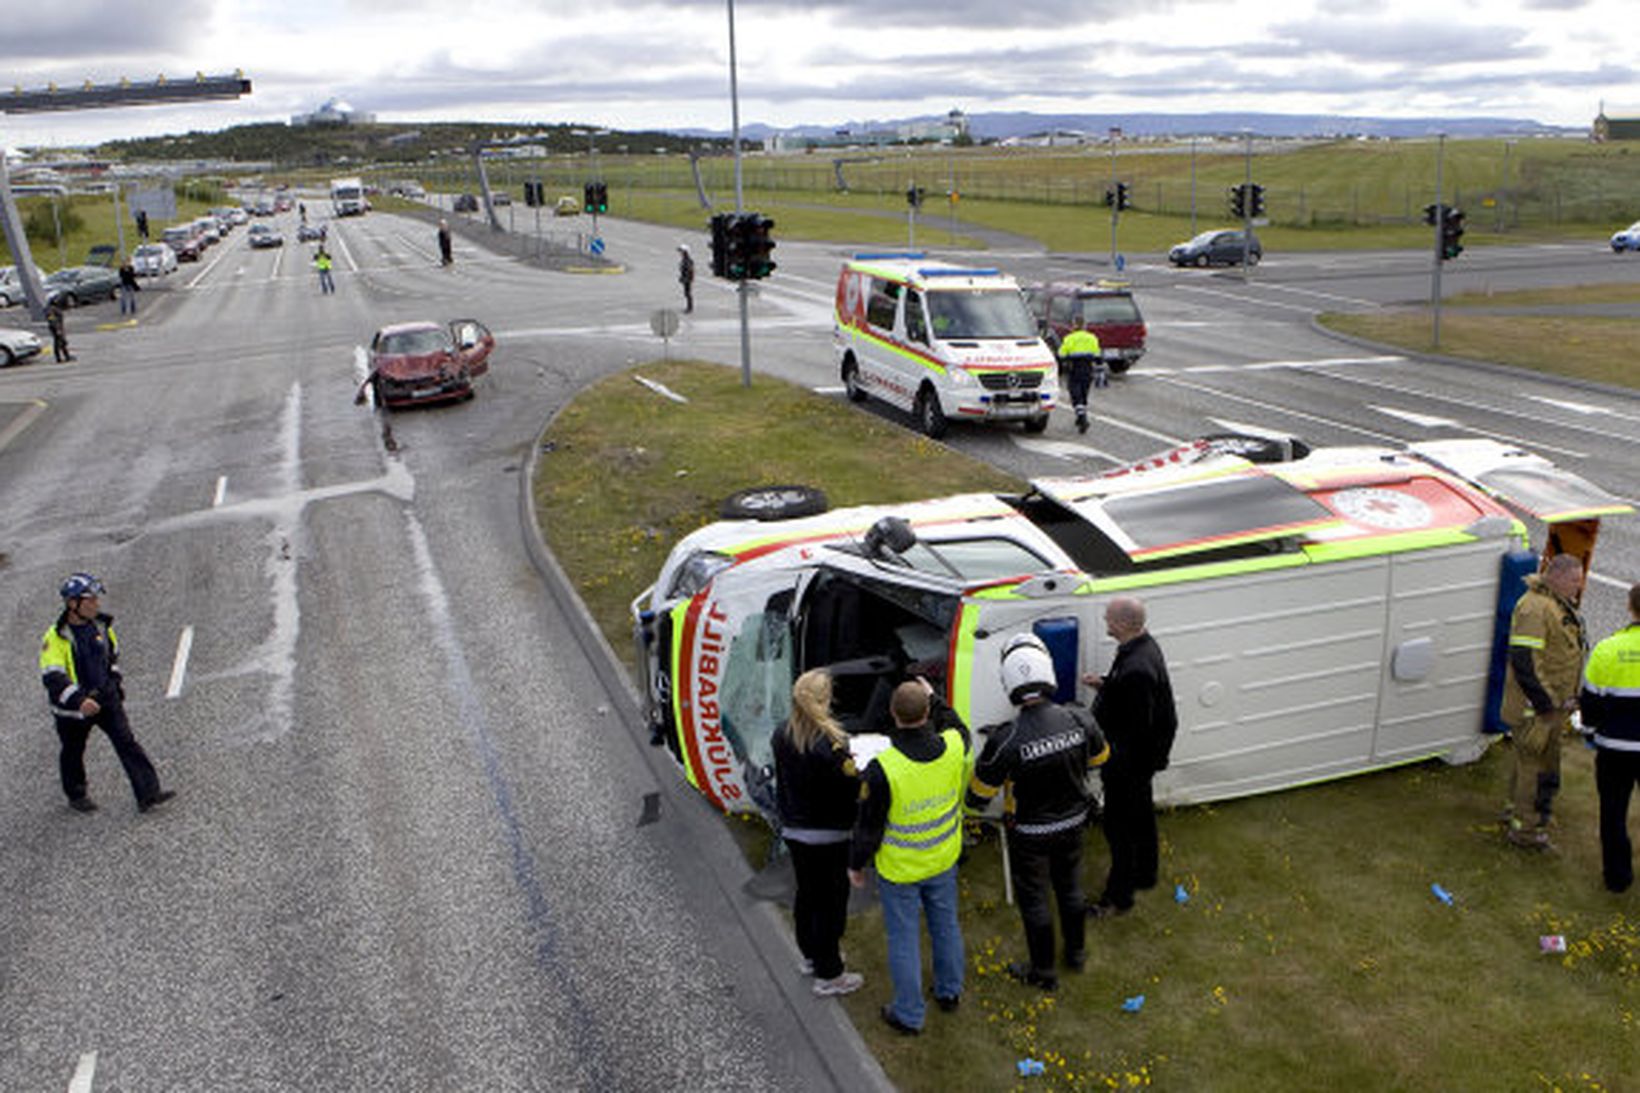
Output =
[
  {"x1": 719, "y1": 485, "x2": 829, "y2": 521},
  {"x1": 63, "y1": 293, "x2": 79, "y2": 308},
  {"x1": 1248, "y1": 251, "x2": 1261, "y2": 266},
  {"x1": 915, "y1": 386, "x2": 948, "y2": 439},
  {"x1": 1108, "y1": 359, "x2": 1133, "y2": 375},
  {"x1": 842, "y1": 358, "x2": 867, "y2": 403},
  {"x1": 1023, "y1": 414, "x2": 1049, "y2": 434},
  {"x1": 0, "y1": 347, "x2": 14, "y2": 367},
  {"x1": 1194, "y1": 254, "x2": 1208, "y2": 268}
]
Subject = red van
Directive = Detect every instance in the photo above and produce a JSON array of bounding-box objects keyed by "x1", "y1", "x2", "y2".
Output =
[{"x1": 1023, "y1": 281, "x2": 1147, "y2": 373}]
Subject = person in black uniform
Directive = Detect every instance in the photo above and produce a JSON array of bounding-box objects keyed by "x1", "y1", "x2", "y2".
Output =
[
  {"x1": 969, "y1": 633, "x2": 1109, "y2": 990},
  {"x1": 772, "y1": 668, "x2": 864, "y2": 997},
  {"x1": 1085, "y1": 596, "x2": 1177, "y2": 918}
]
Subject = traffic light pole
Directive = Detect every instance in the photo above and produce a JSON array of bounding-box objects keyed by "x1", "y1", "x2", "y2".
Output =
[
  {"x1": 1109, "y1": 129, "x2": 1119, "y2": 269},
  {"x1": 1432, "y1": 134, "x2": 1445, "y2": 349},
  {"x1": 1242, "y1": 131, "x2": 1253, "y2": 284},
  {"x1": 726, "y1": 0, "x2": 752, "y2": 387}
]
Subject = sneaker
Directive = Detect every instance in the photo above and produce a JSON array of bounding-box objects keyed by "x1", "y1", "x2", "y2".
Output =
[
  {"x1": 1005, "y1": 962, "x2": 1058, "y2": 991},
  {"x1": 880, "y1": 1005, "x2": 921, "y2": 1036},
  {"x1": 1076, "y1": 416, "x2": 1089, "y2": 435},
  {"x1": 68, "y1": 796, "x2": 99, "y2": 813},
  {"x1": 934, "y1": 994, "x2": 961, "y2": 1013},
  {"x1": 1064, "y1": 950, "x2": 1087, "y2": 973},
  {"x1": 813, "y1": 971, "x2": 864, "y2": 997},
  {"x1": 1088, "y1": 900, "x2": 1132, "y2": 920},
  {"x1": 138, "y1": 789, "x2": 176, "y2": 813},
  {"x1": 798, "y1": 958, "x2": 815, "y2": 977},
  {"x1": 1506, "y1": 826, "x2": 1552, "y2": 851}
]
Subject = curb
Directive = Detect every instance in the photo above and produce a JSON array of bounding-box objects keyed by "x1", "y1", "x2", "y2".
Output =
[{"x1": 517, "y1": 414, "x2": 894, "y2": 1093}]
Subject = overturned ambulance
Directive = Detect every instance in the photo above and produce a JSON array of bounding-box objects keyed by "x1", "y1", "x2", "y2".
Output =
[{"x1": 631, "y1": 437, "x2": 1629, "y2": 816}]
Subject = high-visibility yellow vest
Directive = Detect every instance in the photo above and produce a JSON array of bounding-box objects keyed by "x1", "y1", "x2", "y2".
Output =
[
  {"x1": 1059, "y1": 328, "x2": 1102, "y2": 359},
  {"x1": 875, "y1": 729, "x2": 966, "y2": 883}
]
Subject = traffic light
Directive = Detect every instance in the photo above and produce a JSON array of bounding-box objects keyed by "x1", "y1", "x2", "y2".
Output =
[
  {"x1": 592, "y1": 181, "x2": 609, "y2": 214},
  {"x1": 1422, "y1": 203, "x2": 1440, "y2": 227},
  {"x1": 584, "y1": 182, "x2": 597, "y2": 214},
  {"x1": 1229, "y1": 184, "x2": 1246, "y2": 219},
  {"x1": 1248, "y1": 183, "x2": 1265, "y2": 218},
  {"x1": 1441, "y1": 207, "x2": 1465, "y2": 260},
  {"x1": 1103, "y1": 188, "x2": 1116, "y2": 208},
  {"x1": 742, "y1": 213, "x2": 776, "y2": 279},
  {"x1": 524, "y1": 180, "x2": 542, "y2": 207},
  {"x1": 906, "y1": 186, "x2": 925, "y2": 209},
  {"x1": 1116, "y1": 182, "x2": 1132, "y2": 212},
  {"x1": 709, "y1": 212, "x2": 733, "y2": 278}
]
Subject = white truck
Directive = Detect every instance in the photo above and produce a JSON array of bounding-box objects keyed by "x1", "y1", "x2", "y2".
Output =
[{"x1": 330, "y1": 177, "x2": 367, "y2": 217}]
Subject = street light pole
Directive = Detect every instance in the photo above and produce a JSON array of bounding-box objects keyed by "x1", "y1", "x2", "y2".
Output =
[{"x1": 1108, "y1": 128, "x2": 1119, "y2": 269}]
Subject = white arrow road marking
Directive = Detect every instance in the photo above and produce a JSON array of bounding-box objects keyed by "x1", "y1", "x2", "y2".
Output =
[
  {"x1": 1013, "y1": 436, "x2": 1124, "y2": 463},
  {"x1": 1370, "y1": 405, "x2": 1461, "y2": 428}
]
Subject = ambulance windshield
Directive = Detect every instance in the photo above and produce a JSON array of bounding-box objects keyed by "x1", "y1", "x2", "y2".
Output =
[{"x1": 926, "y1": 289, "x2": 1038, "y2": 339}]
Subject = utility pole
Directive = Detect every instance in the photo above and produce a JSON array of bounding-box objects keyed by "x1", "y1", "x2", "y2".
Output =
[
  {"x1": 1189, "y1": 136, "x2": 1198, "y2": 236},
  {"x1": 726, "y1": 0, "x2": 752, "y2": 387},
  {"x1": 1432, "y1": 133, "x2": 1445, "y2": 349},
  {"x1": 1242, "y1": 130, "x2": 1253, "y2": 284},
  {"x1": 1108, "y1": 128, "x2": 1119, "y2": 269}
]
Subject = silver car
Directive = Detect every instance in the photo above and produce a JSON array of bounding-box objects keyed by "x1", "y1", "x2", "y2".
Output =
[
  {"x1": 0, "y1": 265, "x2": 47, "y2": 308},
  {"x1": 0, "y1": 326, "x2": 44, "y2": 366},
  {"x1": 132, "y1": 243, "x2": 178, "y2": 277}
]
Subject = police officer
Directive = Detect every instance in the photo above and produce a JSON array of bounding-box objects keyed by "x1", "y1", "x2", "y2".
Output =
[
  {"x1": 39, "y1": 574, "x2": 175, "y2": 814},
  {"x1": 1501, "y1": 553, "x2": 1587, "y2": 849},
  {"x1": 314, "y1": 246, "x2": 336, "y2": 294},
  {"x1": 968, "y1": 634, "x2": 1109, "y2": 990},
  {"x1": 1057, "y1": 326, "x2": 1103, "y2": 434},
  {"x1": 1579, "y1": 582, "x2": 1640, "y2": 891},
  {"x1": 849, "y1": 680, "x2": 969, "y2": 1034}
]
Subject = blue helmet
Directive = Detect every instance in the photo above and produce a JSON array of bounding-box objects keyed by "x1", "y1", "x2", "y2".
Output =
[{"x1": 60, "y1": 572, "x2": 105, "y2": 601}]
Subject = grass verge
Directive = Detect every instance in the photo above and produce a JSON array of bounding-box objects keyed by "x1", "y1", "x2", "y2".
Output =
[
  {"x1": 532, "y1": 359, "x2": 1640, "y2": 1090},
  {"x1": 1319, "y1": 283, "x2": 1640, "y2": 390}
]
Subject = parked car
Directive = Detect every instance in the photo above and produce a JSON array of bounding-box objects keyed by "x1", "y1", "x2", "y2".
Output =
[
  {"x1": 131, "y1": 243, "x2": 178, "y2": 277},
  {"x1": 631, "y1": 435, "x2": 1630, "y2": 818},
  {"x1": 1024, "y1": 281, "x2": 1148, "y2": 374},
  {"x1": 491, "y1": 191, "x2": 512, "y2": 206},
  {"x1": 0, "y1": 325, "x2": 44, "y2": 366},
  {"x1": 1611, "y1": 221, "x2": 1640, "y2": 252},
  {"x1": 248, "y1": 224, "x2": 284, "y2": 249},
  {"x1": 554, "y1": 196, "x2": 580, "y2": 217},
  {"x1": 43, "y1": 266, "x2": 120, "y2": 307},
  {"x1": 85, "y1": 244, "x2": 118, "y2": 268},
  {"x1": 1169, "y1": 229, "x2": 1262, "y2": 267},
  {"x1": 173, "y1": 234, "x2": 206, "y2": 262},
  {"x1": 0, "y1": 265, "x2": 48, "y2": 308},
  {"x1": 362, "y1": 319, "x2": 494, "y2": 409},
  {"x1": 253, "y1": 201, "x2": 275, "y2": 216},
  {"x1": 453, "y1": 193, "x2": 479, "y2": 213}
]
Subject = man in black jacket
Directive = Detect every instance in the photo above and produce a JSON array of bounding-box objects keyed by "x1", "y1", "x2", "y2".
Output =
[
  {"x1": 969, "y1": 634, "x2": 1109, "y2": 990},
  {"x1": 1085, "y1": 596, "x2": 1176, "y2": 918}
]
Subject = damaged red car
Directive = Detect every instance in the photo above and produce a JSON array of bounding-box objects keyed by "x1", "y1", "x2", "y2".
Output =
[{"x1": 365, "y1": 319, "x2": 494, "y2": 408}]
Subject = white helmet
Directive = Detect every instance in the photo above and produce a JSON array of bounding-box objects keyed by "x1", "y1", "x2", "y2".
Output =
[{"x1": 1000, "y1": 632, "x2": 1056, "y2": 704}]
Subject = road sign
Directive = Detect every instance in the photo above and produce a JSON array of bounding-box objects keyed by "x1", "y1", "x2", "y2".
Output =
[
  {"x1": 650, "y1": 309, "x2": 680, "y2": 338},
  {"x1": 589, "y1": 236, "x2": 605, "y2": 256}
]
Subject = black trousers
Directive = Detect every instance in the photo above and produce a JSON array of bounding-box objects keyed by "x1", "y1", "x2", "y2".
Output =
[
  {"x1": 1596, "y1": 748, "x2": 1640, "y2": 893},
  {"x1": 56, "y1": 701, "x2": 161, "y2": 805},
  {"x1": 1008, "y1": 826, "x2": 1087, "y2": 973},
  {"x1": 1099, "y1": 768, "x2": 1158, "y2": 910},
  {"x1": 52, "y1": 330, "x2": 71, "y2": 361},
  {"x1": 785, "y1": 838, "x2": 851, "y2": 980},
  {"x1": 1066, "y1": 360, "x2": 1094, "y2": 414}
]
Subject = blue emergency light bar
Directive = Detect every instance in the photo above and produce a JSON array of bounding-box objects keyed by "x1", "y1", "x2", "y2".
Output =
[
  {"x1": 851, "y1": 251, "x2": 927, "y2": 261},
  {"x1": 919, "y1": 267, "x2": 1000, "y2": 278}
]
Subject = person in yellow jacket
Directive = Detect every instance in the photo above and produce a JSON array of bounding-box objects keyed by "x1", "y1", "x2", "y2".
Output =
[
  {"x1": 848, "y1": 679, "x2": 969, "y2": 1034},
  {"x1": 1057, "y1": 327, "x2": 1103, "y2": 434},
  {"x1": 1579, "y1": 582, "x2": 1640, "y2": 891},
  {"x1": 1501, "y1": 553, "x2": 1587, "y2": 848},
  {"x1": 314, "y1": 246, "x2": 335, "y2": 294},
  {"x1": 40, "y1": 573, "x2": 175, "y2": 814}
]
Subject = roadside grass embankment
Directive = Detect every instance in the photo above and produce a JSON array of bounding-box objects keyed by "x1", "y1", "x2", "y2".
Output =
[{"x1": 533, "y1": 358, "x2": 1640, "y2": 1091}]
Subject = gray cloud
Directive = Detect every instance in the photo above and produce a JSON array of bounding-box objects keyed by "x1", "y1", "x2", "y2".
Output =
[
  {"x1": 5, "y1": 0, "x2": 214, "y2": 60},
  {"x1": 1262, "y1": 17, "x2": 1541, "y2": 64}
]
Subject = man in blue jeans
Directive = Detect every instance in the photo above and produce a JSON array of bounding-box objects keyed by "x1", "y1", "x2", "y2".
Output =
[{"x1": 849, "y1": 679, "x2": 969, "y2": 1034}]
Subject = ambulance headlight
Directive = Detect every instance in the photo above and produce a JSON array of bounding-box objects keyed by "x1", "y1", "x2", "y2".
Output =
[
  {"x1": 666, "y1": 550, "x2": 734, "y2": 599},
  {"x1": 949, "y1": 367, "x2": 976, "y2": 387}
]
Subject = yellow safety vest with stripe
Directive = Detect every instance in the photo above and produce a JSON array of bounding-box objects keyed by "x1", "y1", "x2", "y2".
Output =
[
  {"x1": 39, "y1": 617, "x2": 117, "y2": 719},
  {"x1": 1583, "y1": 624, "x2": 1640, "y2": 751},
  {"x1": 874, "y1": 729, "x2": 966, "y2": 883},
  {"x1": 1058, "y1": 328, "x2": 1101, "y2": 360}
]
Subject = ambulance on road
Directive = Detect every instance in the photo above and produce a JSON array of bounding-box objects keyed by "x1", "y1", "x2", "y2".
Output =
[
  {"x1": 834, "y1": 253, "x2": 1057, "y2": 439},
  {"x1": 631, "y1": 436, "x2": 1629, "y2": 818}
]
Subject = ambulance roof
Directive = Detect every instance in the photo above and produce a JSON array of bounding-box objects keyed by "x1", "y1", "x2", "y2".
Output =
[{"x1": 843, "y1": 252, "x2": 1016, "y2": 290}]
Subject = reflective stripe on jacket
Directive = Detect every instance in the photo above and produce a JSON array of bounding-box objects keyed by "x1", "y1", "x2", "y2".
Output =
[
  {"x1": 1582, "y1": 624, "x2": 1640, "y2": 752},
  {"x1": 39, "y1": 614, "x2": 118, "y2": 721},
  {"x1": 1501, "y1": 576, "x2": 1586, "y2": 728},
  {"x1": 875, "y1": 728, "x2": 966, "y2": 884}
]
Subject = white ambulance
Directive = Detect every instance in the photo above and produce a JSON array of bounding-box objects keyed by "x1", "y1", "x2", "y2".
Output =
[{"x1": 833, "y1": 253, "x2": 1057, "y2": 438}]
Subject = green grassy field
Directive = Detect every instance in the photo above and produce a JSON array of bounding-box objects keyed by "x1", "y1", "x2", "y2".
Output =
[{"x1": 533, "y1": 359, "x2": 1640, "y2": 1091}]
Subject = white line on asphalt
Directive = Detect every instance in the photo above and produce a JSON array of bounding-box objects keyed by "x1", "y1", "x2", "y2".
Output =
[
  {"x1": 68, "y1": 1050, "x2": 97, "y2": 1093},
  {"x1": 1012, "y1": 435, "x2": 1125, "y2": 463},
  {"x1": 1173, "y1": 283, "x2": 1323, "y2": 314},
  {"x1": 1162, "y1": 355, "x2": 1405, "y2": 374},
  {"x1": 166, "y1": 626, "x2": 194, "y2": 699},
  {"x1": 213, "y1": 475, "x2": 227, "y2": 507},
  {"x1": 0, "y1": 398, "x2": 47, "y2": 455},
  {"x1": 1589, "y1": 571, "x2": 1634, "y2": 592},
  {"x1": 330, "y1": 225, "x2": 360, "y2": 272},
  {"x1": 187, "y1": 245, "x2": 235, "y2": 289},
  {"x1": 270, "y1": 245, "x2": 284, "y2": 281},
  {"x1": 1250, "y1": 281, "x2": 1383, "y2": 308}
]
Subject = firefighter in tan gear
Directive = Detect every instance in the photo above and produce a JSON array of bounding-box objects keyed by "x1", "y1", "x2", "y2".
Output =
[{"x1": 1500, "y1": 553, "x2": 1587, "y2": 849}]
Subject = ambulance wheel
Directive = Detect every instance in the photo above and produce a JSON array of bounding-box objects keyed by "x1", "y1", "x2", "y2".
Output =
[
  {"x1": 842, "y1": 358, "x2": 867, "y2": 402},
  {"x1": 720, "y1": 485, "x2": 829, "y2": 521},
  {"x1": 1023, "y1": 414, "x2": 1049, "y2": 434},
  {"x1": 915, "y1": 386, "x2": 948, "y2": 439}
]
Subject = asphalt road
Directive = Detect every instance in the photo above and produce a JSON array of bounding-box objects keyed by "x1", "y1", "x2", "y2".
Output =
[{"x1": 1, "y1": 205, "x2": 1635, "y2": 1090}]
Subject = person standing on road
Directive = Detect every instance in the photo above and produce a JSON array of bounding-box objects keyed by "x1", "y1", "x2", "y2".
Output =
[
  {"x1": 39, "y1": 574, "x2": 175, "y2": 815},
  {"x1": 968, "y1": 634, "x2": 1109, "y2": 991},
  {"x1": 437, "y1": 219, "x2": 453, "y2": 267},
  {"x1": 773, "y1": 669, "x2": 864, "y2": 998},
  {"x1": 314, "y1": 246, "x2": 335, "y2": 295},
  {"x1": 118, "y1": 258, "x2": 141, "y2": 316},
  {"x1": 677, "y1": 244, "x2": 695, "y2": 313},
  {"x1": 1581, "y1": 583, "x2": 1640, "y2": 891},
  {"x1": 45, "y1": 300, "x2": 73, "y2": 362},
  {"x1": 1501, "y1": 553, "x2": 1587, "y2": 850},
  {"x1": 135, "y1": 209, "x2": 148, "y2": 240},
  {"x1": 1057, "y1": 326, "x2": 1103, "y2": 434},
  {"x1": 849, "y1": 679, "x2": 969, "y2": 1035},
  {"x1": 1085, "y1": 596, "x2": 1177, "y2": 919}
]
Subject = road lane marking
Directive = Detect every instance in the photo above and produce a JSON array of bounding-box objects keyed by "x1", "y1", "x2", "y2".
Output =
[
  {"x1": 1165, "y1": 355, "x2": 1404, "y2": 374},
  {"x1": 1370, "y1": 405, "x2": 1461, "y2": 428},
  {"x1": 0, "y1": 398, "x2": 47, "y2": 454},
  {"x1": 166, "y1": 626, "x2": 194, "y2": 699},
  {"x1": 68, "y1": 1051, "x2": 97, "y2": 1093},
  {"x1": 1012, "y1": 435, "x2": 1125, "y2": 463},
  {"x1": 213, "y1": 475, "x2": 227, "y2": 507},
  {"x1": 1173, "y1": 283, "x2": 1326, "y2": 314}
]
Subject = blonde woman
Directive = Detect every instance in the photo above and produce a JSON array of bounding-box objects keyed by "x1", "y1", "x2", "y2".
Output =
[{"x1": 773, "y1": 669, "x2": 864, "y2": 997}]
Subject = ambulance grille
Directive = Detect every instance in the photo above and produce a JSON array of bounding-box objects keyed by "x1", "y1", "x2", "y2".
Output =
[{"x1": 977, "y1": 371, "x2": 1043, "y2": 391}]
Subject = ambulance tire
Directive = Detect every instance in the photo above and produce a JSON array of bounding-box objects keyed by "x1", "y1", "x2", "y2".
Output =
[
  {"x1": 720, "y1": 485, "x2": 829, "y2": 522},
  {"x1": 842, "y1": 358, "x2": 867, "y2": 402},
  {"x1": 1023, "y1": 414, "x2": 1049, "y2": 434},
  {"x1": 915, "y1": 386, "x2": 948, "y2": 439}
]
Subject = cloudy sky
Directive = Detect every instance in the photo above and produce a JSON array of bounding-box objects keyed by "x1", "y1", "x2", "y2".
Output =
[{"x1": 4, "y1": 0, "x2": 1636, "y2": 147}]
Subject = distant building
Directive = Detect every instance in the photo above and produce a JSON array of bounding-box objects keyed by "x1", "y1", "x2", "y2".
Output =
[
  {"x1": 1593, "y1": 104, "x2": 1640, "y2": 141},
  {"x1": 291, "y1": 97, "x2": 375, "y2": 127}
]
